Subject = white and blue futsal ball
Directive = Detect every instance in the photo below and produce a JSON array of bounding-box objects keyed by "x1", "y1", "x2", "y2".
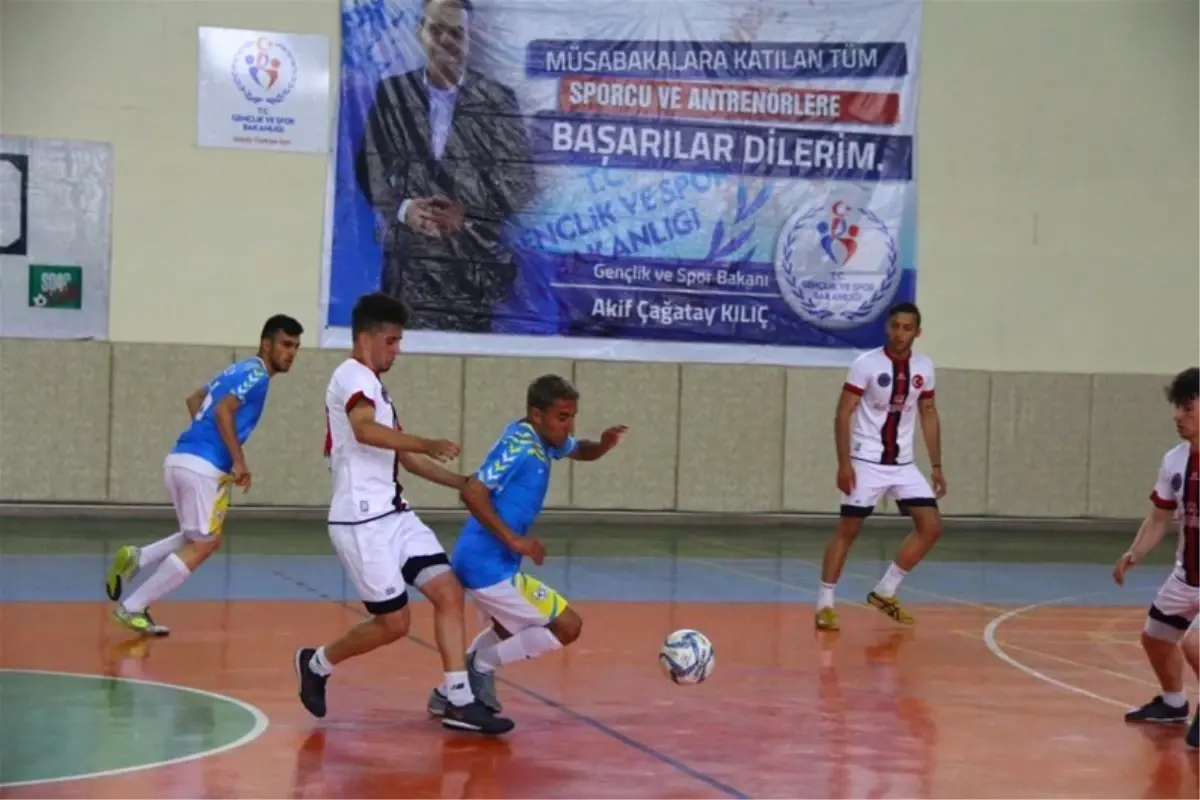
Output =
[{"x1": 658, "y1": 629, "x2": 715, "y2": 685}]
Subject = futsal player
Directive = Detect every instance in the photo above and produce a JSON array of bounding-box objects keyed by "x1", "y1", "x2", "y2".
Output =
[
  {"x1": 1113, "y1": 366, "x2": 1199, "y2": 748},
  {"x1": 815, "y1": 302, "x2": 946, "y2": 631},
  {"x1": 293, "y1": 292, "x2": 512, "y2": 735},
  {"x1": 104, "y1": 314, "x2": 305, "y2": 636},
  {"x1": 426, "y1": 374, "x2": 626, "y2": 717}
]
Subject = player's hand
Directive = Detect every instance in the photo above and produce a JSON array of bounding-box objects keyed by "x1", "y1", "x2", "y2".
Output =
[
  {"x1": 836, "y1": 463, "x2": 856, "y2": 495},
  {"x1": 931, "y1": 467, "x2": 947, "y2": 499},
  {"x1": 422, "y1": 438, "x2": 461, "y2": 463},
  {"x1": 512, "y1": 537, "x2": 547, "y2": 566},
  {"x1": 405, "y1": 198, "x2": 443, "y2": 237},
  {"x1": 600, "y1": 424, "x2": 628, "y2": 452},
  {"x1": 231, "y1": 460, "x2": 252, "y2": 493},
  {"x1": 1113, "y1": 551, "x2": 1138, "y2": 586}
]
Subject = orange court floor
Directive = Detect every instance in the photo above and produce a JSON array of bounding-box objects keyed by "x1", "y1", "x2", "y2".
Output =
[{"x1": 0, "y1": 519, "x2": 1196, "y2": 798}]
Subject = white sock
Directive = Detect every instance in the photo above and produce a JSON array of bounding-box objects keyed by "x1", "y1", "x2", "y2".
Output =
[
  {"x1": 309, "y1": 646, "x2": 333, "y2": 677},
  {"x1": 874, "y1": 563, "x2": 908, "y2": 597},
  {"x1": 468, "y1": 626, "x2": 500, "y2": 655},
  {"x1": 121, "y1": 553, "x2": 190, "y2": 613},
  {"x1": 444, "y1": 670, "x2": 474, "y2": 706},
  {"x1": 818, "y1": 582, "x2": 836, "y2": 609},
  {"x1": 474, "y1": 627, "x2": 562, "y2": 674},
  {"x1": 1162, "y1": 691, "x2": 1188, "y2": 708},
  {"x1": 137, "y1": 532, "x2": 185, "y2": 568}
]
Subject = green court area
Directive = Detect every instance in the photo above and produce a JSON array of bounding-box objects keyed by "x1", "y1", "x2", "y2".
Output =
[{"x1": 0, "y1": 513, "x2": 1162, "y2": 567}]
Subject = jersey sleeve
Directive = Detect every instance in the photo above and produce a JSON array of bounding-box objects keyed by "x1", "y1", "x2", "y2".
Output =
[
  {"x1": 843, "y1": 356, "x2": 872, "y2": 396},
  {"x1": 475, "y1": 434, "x2": 533, "y2": 493},
  {"x1": 550, "y1": 435, "x2": 579, "y2": 460},
  {"x1": 1150, "y1": 452, "x2": 1179, "y2": 510},
  {"x1": 920, "y1": 362, "x2": 936, "y2": 399},
  {"x1": 230, "y1": 364, "x2": 269, "y2": 403},
  {"x1": 332, "y1": 364, "x2": 382, "y2": 413}
]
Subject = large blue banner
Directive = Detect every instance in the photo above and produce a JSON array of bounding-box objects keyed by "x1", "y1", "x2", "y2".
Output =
[{"x1": 321, "y1": 0, "x2": 921, "y2": 366}]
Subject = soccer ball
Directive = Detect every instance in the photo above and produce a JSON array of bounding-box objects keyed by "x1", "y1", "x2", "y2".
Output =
[{"x1": 658, "y1": 629, "x2": 715, "y2": 685}]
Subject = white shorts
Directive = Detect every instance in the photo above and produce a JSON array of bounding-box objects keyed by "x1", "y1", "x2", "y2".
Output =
[
  {"x1": 1145, "y1": 570, "x2": 1200, "y2": 643},
  {"x1": 471, "y1": 573, "x2": 569, "y2": 634},
  {"x1": 329, "y1": 511, "x2": 451, "y2": 615},
  {"x1": 163, "y1": 455, "x2": 231, "y2": 540},
  {"x1": 841, "y1": 460, "x2": 936, "y2": 516}
]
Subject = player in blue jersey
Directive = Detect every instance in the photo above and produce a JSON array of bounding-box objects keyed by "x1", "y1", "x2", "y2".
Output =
[
  {"x1": 104, "y1": 314, "x2": 304, "y2": 636},
  {"x1": 426, "y1": 374, "x2": 626, "y2": 717}
]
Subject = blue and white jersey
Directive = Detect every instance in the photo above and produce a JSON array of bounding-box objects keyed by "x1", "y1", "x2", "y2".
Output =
[
  {"x1": 452, "y1": 419, "x2": 577, "y2": 589},
  {"x1": 171, "y1": 357, "x2": 271, "y2": 473}
]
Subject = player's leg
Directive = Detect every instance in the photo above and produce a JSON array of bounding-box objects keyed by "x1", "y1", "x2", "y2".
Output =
[
  {"x1": 1182, "y1": 622, "x2": 1199, "y2": 748},
  {"x1": 400, "y1": 515, "x2": 514, "y2": 734},
  {"x1": 868, "y1": 464, "x2": 942, "y2": 624},
  {"x1": 817, "y1": 462, "x2": 888, "y2": 631},
  {"x1": 469, "y1": 574, "x2": 577, "y2": 701},
  {"x1": 113, "y1": 469, "x2": 230, "y2": 636},
  {"x1": 294, "y1": 521, "x2": 413, "y2": 718},
  {"x1": 1125, "y1": 576, "x2": 1197, "y2": 724},
  {"x1": 104, "y1": 531, "x2": 187, "y2": 602}
]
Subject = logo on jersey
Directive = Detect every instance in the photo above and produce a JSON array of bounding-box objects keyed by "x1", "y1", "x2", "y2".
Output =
[
  {"x1": 913, "y1": 375, "x2": 925, "y2": 390},
  {"x1": 1172, "y1": 473, "x2": 1184, "y2": 493},
  {"x1": 877, "y1": 373, "x2": 891, "y2": 388},
  {"x1": 774, "y1": 200, "x2": 901, "y2": 331}
]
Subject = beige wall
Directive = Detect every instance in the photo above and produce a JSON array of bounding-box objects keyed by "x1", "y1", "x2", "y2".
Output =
[{"x1": 0, "y1": 338, "x2": 1181, "y2": 519}]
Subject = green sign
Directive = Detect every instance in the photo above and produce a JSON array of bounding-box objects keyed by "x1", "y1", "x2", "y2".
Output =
[{"x1": 28, "y1": 264, "x2": 83, "y2": 309}]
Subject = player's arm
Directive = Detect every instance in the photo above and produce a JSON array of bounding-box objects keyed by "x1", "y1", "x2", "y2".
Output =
[
  {"x1": 918, "y1": 392, "x2": 945, "y2": 495},
  {"x1": 212, "y1": 394, "x2": 250, "y2": 486},
  {"x1": 568, "y1": 425, "x2": 628, "y2": 461},
  {"x1": 185, "y1": 386, "x2": 208, "y2": 418},
  {"x1": 460, "y1": 477, "x2": 545, "y2": 563},
  {"x1": 1114, "y1": 505, "x2": 1176, "y2": 584},
  {"x1": 397, "y1": 451, "x2": 469, "y2": 490},
  {"x1": 834, "y1": 387, "x2": 862, "y2": 467},
  {"x1": 346, "y1": 400, "x2": 459, "y2": 461}
]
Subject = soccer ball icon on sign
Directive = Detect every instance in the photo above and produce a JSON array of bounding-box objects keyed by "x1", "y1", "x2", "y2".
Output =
[{"x1": 659, "y1": 629, "x2": 715, "y2": 685}]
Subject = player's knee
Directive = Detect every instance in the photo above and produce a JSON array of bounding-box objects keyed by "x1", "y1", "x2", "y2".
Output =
[
  {"x1": 834, "y1": 517, "x2": 864, "y2": 542},
  {"x1": 424, "y1": 573, "x2": 465, "y2": 616},
  {"x1": 377, "y1": 607, "x2": 411, "y2": 642},
  {"x1": 550, "y1": 609, "x2": 583, "y2": 645}
]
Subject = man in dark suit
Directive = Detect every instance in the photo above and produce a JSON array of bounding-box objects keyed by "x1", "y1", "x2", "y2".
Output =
[{"x1": 355, "y1": 0, "x2": 535, "y2": 333}]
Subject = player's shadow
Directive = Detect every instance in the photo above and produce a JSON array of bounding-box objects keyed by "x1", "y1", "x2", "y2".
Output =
[{"x1": 1129, "y1": 723, "x2": 1199, "y2": 798}]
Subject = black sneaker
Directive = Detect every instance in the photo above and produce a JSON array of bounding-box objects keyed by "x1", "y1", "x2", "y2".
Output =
[
  {"x1": 294, "y1": 647, "x2": 329, "y2": 719},
  {"x1": 441, "y1": 700, "x2": 514, "y2": 735},
  {"x1": 1187, "y1": 713, "x2": 1198, "y2": 749},
  {"x1": 1124, "y1": 695, "x2": 1189, "y2": 724}
]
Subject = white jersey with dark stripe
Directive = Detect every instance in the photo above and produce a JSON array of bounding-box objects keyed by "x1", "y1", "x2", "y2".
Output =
[
  {"x1": 1149, "y1": 442, "x2": 1199, "y2": 587},
  {"x1": 324, "y1": 358, "x2": 408, "y2": 525},
  {"x1": 843, "y1": 347, "x2": 936, "y2": 466}
]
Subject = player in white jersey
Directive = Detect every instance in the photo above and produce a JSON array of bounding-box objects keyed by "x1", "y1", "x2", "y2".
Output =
[
  {"x1": 293, "y1": 292, "x2": 513, "y2": 736},
  {"x1": 816, "y1": 302, "x2": 946, "y2": 631},
  {"x1": 1113, "y1": 367, "x2": 1199, "y2": 748}
]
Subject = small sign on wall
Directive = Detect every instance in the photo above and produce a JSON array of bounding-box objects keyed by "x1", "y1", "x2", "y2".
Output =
[{"x1": 196, "y1": 27, "x2": 333, "y2": 154}]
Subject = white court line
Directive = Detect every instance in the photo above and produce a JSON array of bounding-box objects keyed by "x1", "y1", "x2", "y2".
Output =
[
  {"x1": 982, "y1": 593, "x2": 1133, "y2": 711},
  {"x1": 0, "y1": 667, "x2": 270, "y2": 789}
]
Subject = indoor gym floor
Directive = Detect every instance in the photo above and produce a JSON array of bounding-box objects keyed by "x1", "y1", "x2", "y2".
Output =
[{"x1": 0, "y1": 514, "x2": 1197, "y2": 799}]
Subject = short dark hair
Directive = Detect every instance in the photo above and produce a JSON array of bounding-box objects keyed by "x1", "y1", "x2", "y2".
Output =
[
  {"x1": 1166, "y1": 367, "x2": 1199, "y2": 407},
  {"x1": 887, "y1": 302, "x2": 921, "y2": 327},
  {"x1": 260, "y1": 314, "x2": 303, "y2": 341},
  {"x1": 526, "y1": 374, "x2": 579, "y2": 411},
  {"x1": 352, "y1": 293, "x2": 411, "y2": 337},
  {"x1": 422, "y1": 0, "x2": 474, "y2": 18}
]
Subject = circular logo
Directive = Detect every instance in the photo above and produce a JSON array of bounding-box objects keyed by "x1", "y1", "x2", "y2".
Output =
[
  {"x1": 231, "y1": 37, "x2": 299, "y2": 106},
  {"x1": 877, "y1": 373, "x2": 891, "y2": 388},
  {"x1": 1171, "y1": 473, "x2": 1183, "y2": 492},
  {"x1": 774, "y1": 200, "x2": 901, "y2": 331},
  {"x1": 912, "y1": 374, "x2": 925, "y2": 390}
]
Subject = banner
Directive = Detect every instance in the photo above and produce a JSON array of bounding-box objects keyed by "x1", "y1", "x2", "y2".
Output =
[
  {"x1": 0, "y1": 137, "x2": 112, "y2": 340},
  {"x1": 321, "y1": 0, "x2": 920, "y2": 366},
  {"x1": 197, "y1": 27, "x2": 333, "y2": 154}
]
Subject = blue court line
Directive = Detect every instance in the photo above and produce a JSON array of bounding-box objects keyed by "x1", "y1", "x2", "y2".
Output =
[{"x1": 269, "y1": 568, "x2": 750, "y2": 800}]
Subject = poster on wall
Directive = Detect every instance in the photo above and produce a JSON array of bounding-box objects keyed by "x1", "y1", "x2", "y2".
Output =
[
  {"x1": 320, "y1": 0, "x2": 921, "y2": 366},
  {"x1": 196, "y1": 27, "x2": 333, "y2": 154},
  {"x1": 0, "y1": 137, "x2": 112, "y2": 340}
]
